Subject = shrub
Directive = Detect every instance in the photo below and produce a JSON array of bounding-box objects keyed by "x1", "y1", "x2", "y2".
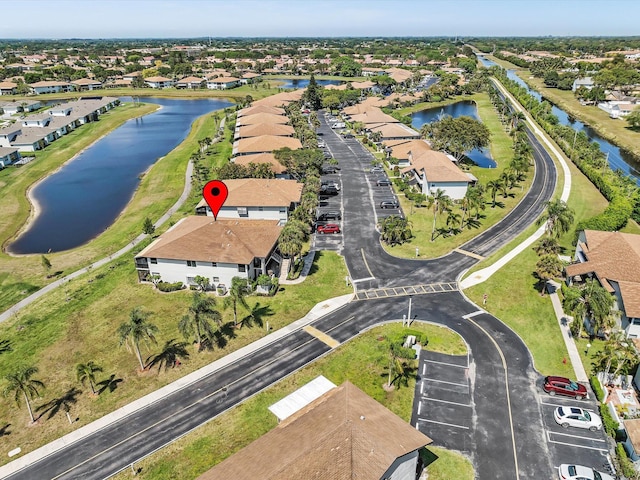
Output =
[
  {"x1": 599, "y1": 403, "x2": 620, "y2": 438},
  {"x1": 156, "y1": 281, "x2": 184, "y2": 292},
  {"x1": 615, "y1": 442, "x2": 636, "y2": 479},
  {"x1": 590, "y1": 375, "x2": 605, "y2": 402}
]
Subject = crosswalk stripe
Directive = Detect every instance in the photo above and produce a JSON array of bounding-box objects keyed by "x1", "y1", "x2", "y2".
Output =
[{"x1": 354, "y1": 282, "x2": 459, "y2": 301}]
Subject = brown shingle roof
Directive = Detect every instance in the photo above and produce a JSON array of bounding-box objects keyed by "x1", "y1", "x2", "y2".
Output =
[
  {"x1": 136, "y1": 217, "x2": 281, "y2": 264},
  {"x1": 565, "y1": 230, "x2": 640, "y2": 293},
  {"x1": 236, "y1": 123, "x2": 295, "y2": 139},
  {"x1": 236, "y1": 112, "x2": 290, "y2": 126},
  {"x1": 350, "y1": 107, "x2": 399, "y2": 126},
  {"x1": 402, "y1": 150, "x2": 470, "y2": 183},
  {"x1": 196, "y1": 381, "x2": 431, "y2": 480},
  {"x1": 390, "y1": 139, "x2": 432, "y2": 160},
  {"x1": 234, "y1": 135, "x2": 302, "y2": 155},
  {"x1": 196, "y1": 178, "x2": 302, "y2": 208},
  {"x1": 230, "y1": 153, "x2": 287, "y2": 174},
  {"x1": 238, "y1": 105, "x2": 285, "y2": 117},
  {"x1": 368, "y1": 122, "x2": 420, "y2": 139}
]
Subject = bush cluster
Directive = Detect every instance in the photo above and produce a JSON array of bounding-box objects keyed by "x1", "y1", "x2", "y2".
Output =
[
  {"x1": 590, "y1": 375, "x2": 605, "y2": 402},
  {"x1": 156, "y1": 281, "x2": 184, "y2": 292}
]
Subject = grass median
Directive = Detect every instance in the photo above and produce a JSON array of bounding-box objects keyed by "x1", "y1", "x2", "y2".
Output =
[
  {"x1": 0, "y1": 248, "x2": 351, "y2": 465},
  {"x1": 110, "y1": 322, "x2": 472, "y2": 480}
]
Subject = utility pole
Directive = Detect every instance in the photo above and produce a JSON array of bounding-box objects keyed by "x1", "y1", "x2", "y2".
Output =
[{"x1": 407, "y1": 296, "x2": 413, "y2": 326}]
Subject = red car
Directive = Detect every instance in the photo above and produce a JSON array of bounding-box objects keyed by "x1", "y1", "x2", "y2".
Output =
[
  {"x1": 317, "y1": 224, "x2": 341, "y2": 234},
  {"x1": 543, "y1": 376, "x2": 588, "y2": 400}
]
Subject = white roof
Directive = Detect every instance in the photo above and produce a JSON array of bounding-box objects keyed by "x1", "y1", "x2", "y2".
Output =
[{"x1": 268, "y1": 376, "x2": 336, "y2": 422}]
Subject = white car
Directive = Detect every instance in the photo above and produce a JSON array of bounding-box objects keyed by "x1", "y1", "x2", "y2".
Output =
[
  {"x1": 558, "y1": 464, "x2": 614, "y2": 480},
  {"x1": 553, "y1": 406, "x2": 602, "y2": 431}
]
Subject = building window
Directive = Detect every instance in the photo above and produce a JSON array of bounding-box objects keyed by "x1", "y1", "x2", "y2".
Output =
[
  {"x1": 187, "y1": 260, "x2": 197, "y2": 267},
  {"x1": 150, "y1": 258, "x2": 157, "y2": 264},
  {"x1": 280, "y1": 208, "x2": 287, "y2": 213},
  {"x1": 258, "y1": 206, "x2": 264, "y2": 211},
  {"x1": 237, "y1": 207, "x2": 248, "y2": 217},
  {"x1": 211, "y1": 262, "x2": 217, "y2": 267},
  {"x1": 238, "y1": 264, "x2": 246, "y2": 273},
  {"x1": 212, "y1": 276, "x2": 219, "y2": 283}
]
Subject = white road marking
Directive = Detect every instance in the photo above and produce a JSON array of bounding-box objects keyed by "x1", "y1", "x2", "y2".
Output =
[
  {"x1": 546, "y1": 438, "x2": 608, "y2": 452},
  {"x1": 420, "y1": 381, "x2": 424, "y2": 395},
  {"x1": 419, "y1": 418, "x2": 470, "y2": 430},
  {"x1": 423, "y1": 358, "x2": 469, "y2": 369},
  {"x1": 422, "y1": 364, "x2": 426, "y2": 375},
  {"x1": 421, "y1": 397, "x2": 472, "y2": 408},
  {"x1": 426, "y1": 378, "x2": 468, "y2": 388},
  {"x1": 547, "y1": 430, "x2": 606, "y2": 442},
  {"x1": 418, "y1": 402, "x2": 422, "y2": 415},
  {"x1": 463, "y1": 310, "x2": 485, "y2": 319}
]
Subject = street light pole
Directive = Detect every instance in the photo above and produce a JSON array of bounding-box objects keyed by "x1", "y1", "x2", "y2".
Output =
[{"x1": 407, "y1": 296, "x2": 412, "y2": 325}]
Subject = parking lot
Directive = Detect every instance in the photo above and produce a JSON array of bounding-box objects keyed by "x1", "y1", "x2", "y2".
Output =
[
  {"x1": 412, "y1": 350, "x2": 477, "y2": 454},
  {"x1": 538, "y1": 390, "x2": 612, "y2": 474}
]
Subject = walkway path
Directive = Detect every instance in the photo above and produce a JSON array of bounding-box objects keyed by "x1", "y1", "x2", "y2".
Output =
[
  {"x1": 547, "y1": 280, "x2": 589, "y2": 382},
  {"x1": 280, "y1": 250, "x2": 317, "y2": 285},
  {"x1": 460, "y1": 77, "x2": 572, "y2": 289},
  {"x1": 0, "y1": 161, "x2": 194, "y2": 324}
]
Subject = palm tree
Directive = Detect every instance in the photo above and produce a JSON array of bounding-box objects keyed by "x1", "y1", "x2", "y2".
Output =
[
  {"x1": 538, "y1": 199, "x2": 575, "y2": 239},
  {"x1": 117, "y1": 307, "x2": 159, "y2": 371},
  {"x1": 446, "y1": 210, "x2": 461, "y2": 236},
  {"x1": 486, "y1": 179, "x2": 502, "y2": 207},
  {"x1": 3, "y1": 366, "x2": 45, "y2": 423},
  {"x1": 379, "y1": 215, "x2": 412, "y2": 245},
  {"x1": 224, "y1": 277, "x2": 252, "y2": 327},
  {"x1": 146, "y1": 339, "x2": 190, "y2": 372},
  {"x1": 535, "y1": 255, "x2": 564, "y2": 295},
  {"x1": 75, "y1": 361, "x2": 103, "y2": 395},
  {"x1": 563, "y1": 279, "x2": 617, "y2": 338},
  {"x1": 178, "y1": 292, "x2": 221, "y2": 350},
  {"x1": 533, "y1": 237, "x2": 561, "y2": 256},
  {"x1": 426, "y1": 189, "x2": 450, "y2": 241},
  {"x1": 385, "y1": 343, "x2": 417, "y2": 389}
]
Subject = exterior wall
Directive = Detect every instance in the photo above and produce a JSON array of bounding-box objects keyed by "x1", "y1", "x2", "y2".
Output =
[
  {"x1": 200, "y1": 205, "x2": 289, "y2": 223},
  {"x1": 424, "y1": 181, "x2": 468, "y2": 200},
  {"x1": 139, "y1": 257, "x2": 251, "y2": 289},
  {"x1": 0, "y1": 88, "x2": 16, "y2": 95},
  {"x1": 380, "y1": 450, "x2": 419, "y2": 480}
]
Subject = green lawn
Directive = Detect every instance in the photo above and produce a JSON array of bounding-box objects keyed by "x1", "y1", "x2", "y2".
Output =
[
  {"x1": 0, "y1": 249, "x2": 351, "y2": 464},
  {"x1": 111, "y1": 322, "x2": 472, "y2": 480},
  {"x1": 383, "y1": 92, "x2": 532, "y2": 258}
]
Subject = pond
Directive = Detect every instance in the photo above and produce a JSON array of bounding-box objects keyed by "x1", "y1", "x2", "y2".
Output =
[
  {"x1": 477, "y1": 54, "x2": 640, "y2": 183},
  {"x1": 411, "y1": 101, "x2": 497, "y2": 168},
  {"x1": 273, "y1": 78, "x2": 343, "y2": 89},
  {"x1": 10, "y1": 97, "x2": 232, "y2": 254}
]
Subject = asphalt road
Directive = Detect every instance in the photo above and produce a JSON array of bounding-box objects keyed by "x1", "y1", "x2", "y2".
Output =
[{"x1": 6, "y1": 104, "x2": 577, "y2": 480}]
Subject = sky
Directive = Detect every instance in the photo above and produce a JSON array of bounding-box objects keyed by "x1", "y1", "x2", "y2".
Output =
[{"x1": 2, "y1": 0, "x2": 640, "y2": 39}]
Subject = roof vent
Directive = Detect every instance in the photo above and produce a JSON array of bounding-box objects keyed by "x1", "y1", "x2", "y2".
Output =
[{"x1": 360, "y1": 415, "x2": 365, "y2": 420}]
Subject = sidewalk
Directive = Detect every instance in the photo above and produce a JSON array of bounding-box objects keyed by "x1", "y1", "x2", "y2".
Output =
[
  {"x1": 546, "y1": 280, "x2": 588, "y2": 382},
  {"x1": 280, "y1": 250, "x2": 316, "y2": 285},
  {"x1": 0, "y1": 292, "x2": 354, "y2": 478}
]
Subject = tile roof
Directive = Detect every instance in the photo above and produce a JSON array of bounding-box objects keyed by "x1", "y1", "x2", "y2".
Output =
[
  {"x1": 390, "y1": 139, "x2": 432, "y2": 160},
  {"x1": 230, "y1": 153, "x2": 287, "y2": 174},
  {"x1": 350, "y1": 107, "x2": 399, "y2": 126},
  {"x1": 401, "y1": 150, "x2": 470, "y2": 183},
  {"x1": 144, "y1": 76, "x2": 173, "y2": 82},
  {"x1": 235, "y1": 112, "x2": 290, "y2": 126},
  {"x1": 196, "y1": 178, "x2": 302, "y2": 208},
  {"x1": 29, "y1": 81, "x2": 72, "y2": 87},
  {"x1": 237, "y1": 105, "x2": 285, "y2": 117},
  {"x1": 252, "y1": 90, "x2": 304, "y2": 108},
  {"x1": 566, "y1": 230, "x2": 640, "y2": 293},
  {"x1": 136, "y1": 217, "x2": 282, "y2": 264},
  {"x1": 234, "y1": 135, "x2": 302, "y2": 155},
  {"x1": 236, "y1": 123, "x2": 295, "y2": 139},
  {"x1": 368, "y1": 122, "x2": 420, "y2": 139},
  {"x1": 196, "y1": 381, "x2": 431, "y2": 480}
]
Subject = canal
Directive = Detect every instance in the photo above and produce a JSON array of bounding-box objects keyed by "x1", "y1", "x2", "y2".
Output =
[
  {"x1": 10, "y1": 97, "x2": 232, "y2": 254},
  {"x1": 478, "y1": 54, "x2": 640, "y2": 182}
]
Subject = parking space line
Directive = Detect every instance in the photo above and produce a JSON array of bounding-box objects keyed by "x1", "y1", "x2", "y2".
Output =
[
  {"x1": 419, "y1": 418, "x2": 470, "y2": 430},
  {"x1": 421, "y1": 397, "x2": 472, "y2": 408},
  {"x1": 547, "y1": 430, "x2": 606, "y2": 442},
  {"x1": 426, "y1": 378, "x2": 469, "y2": 388},
  {"x1": 423, "y1": 359, "x2": 469, "y2": 369},
  {"x1": 540, "y1": 400, "x2": 593, "y2": 408},
  {"x1": 546, "y1": 438, "x2": 608, "y2": 452},
  {"x1": 422, "y1": 364, "x2": 426, "y2": 375},
  {"x1": 420, "y1": 381, "x2": 424, "y2": 395},
  {"x1": 418, "y1": 402, "x2": 422, "y2": 415}
]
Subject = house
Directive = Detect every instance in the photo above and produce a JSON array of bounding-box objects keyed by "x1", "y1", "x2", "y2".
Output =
[
  {"x1": 598, "y1": 101, "x2": 639, "y2": 119},
  {"x1": 367, "y1": 122, "x2": 421, "y2": 141},
  {"x1": 230, "y1": 153, "x2": 289, "y2": 178},
  {"x1": 29, "y1": 81, "x2": 74, "y2": 95},
  {"x1": 252, "y1": 90, "x2": 304, "y2": 108},
  {"x1": 387, "y1": 139, "x2": 433, "y2": 167},
  {"x1": 195, "y1": 178, "x2": 303, "y2": 223},
  {"x1": 175, "y1": 76, "x2": 205, "y2": 89},
  {"x1": 233, "y1": 135, "x2": 302, "y2": 157},
  {"x1": 235, "y1": 112, "x2": 290, "y2": 126},
  {"x1": 196, "y1": 381, "x2": 432, "y2": 480},
  {"x1": 240, "y1": 72, "x2": 262, "y2": 84},
  {"x1": 206, "y1": 76, "x2": 241, "y2": 90},
  {"x1": 235, "y1": 122, "x2": 295, "y2": 140},
  {"x1": 349, "y1": 107, "x2": 399, "y2": 127},
  {"x1": 144, "y1": 76, "x2": 174, "y2": 89},
  {"x1": 0, "y1": 100, "x2": 42, "y2": 115},
  {"x1": 566, "y1": 230, "x2": 640, "y2": 338},
  {"x1": 0, "y1": 82, "x2": 17, "y2": 95},
  {"x1": 0, "y1": 147, "x2": 21, "y2": 167},
  {"x1": 400, "y1": 149, "x2": 472, "y2": 200},
  {"x1": 572, "y1": 77, "x2": 595, "y2": 92},
  {"x1": 71, "y1": 78, "x2": 103, "y2": 91},
  {"x1": 134, "y1": 217, "x2": 282, "y2": 289},
  {"x1": 237, "y1": 105, "x2": 285, "y2": 117}
]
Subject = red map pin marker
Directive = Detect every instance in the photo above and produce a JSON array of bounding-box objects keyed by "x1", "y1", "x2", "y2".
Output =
[{"x1": 203, "y1": 180, "x2": 228, "y2": 221}]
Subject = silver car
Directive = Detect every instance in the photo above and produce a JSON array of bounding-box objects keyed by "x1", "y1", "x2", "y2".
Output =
[{"x1": 553, "y1": 406, "x2": 602, "y2": 431}]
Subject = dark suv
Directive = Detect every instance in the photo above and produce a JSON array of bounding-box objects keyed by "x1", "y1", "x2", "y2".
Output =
[
  {"x1": 379, "y1": 200, "x2": 399, "y2": 209},
  {"x1": 317, "y1": 211, "x2": 342, "y2": 221}
]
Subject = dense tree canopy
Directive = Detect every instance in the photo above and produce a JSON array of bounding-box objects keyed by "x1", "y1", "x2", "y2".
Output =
[{"x1": 420, "y1": 115, "x2": 491, "y2": 161}]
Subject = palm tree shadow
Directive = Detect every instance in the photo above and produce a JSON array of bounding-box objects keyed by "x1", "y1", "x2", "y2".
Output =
[
  {"x1": 0, "y1": 339, "x2": 12, "y2": 355},
  {"x1": 97, "y1": 374, "x2": 123, "y2": 394},
  {"x1": 213, "y1": 323, "x2": 238, "y2": 349},
  {"x1": 0, "y1": 423, "x2": 11, "y2": 437},
  {"x1": 465, "y1": 218, "x2": 482, "y2": 230},
  {"x1": 35, "y1": 387, "x2": 82, "y2": 421},
  {"x1": 241, "y1": 303, "x2": 274, "y2": 328}
]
